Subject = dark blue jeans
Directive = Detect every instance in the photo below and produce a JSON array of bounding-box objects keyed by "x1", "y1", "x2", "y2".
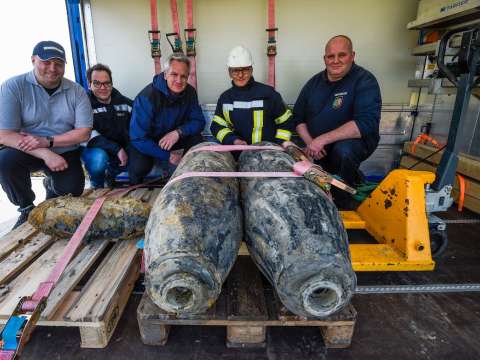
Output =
[
  {"x1": 315, "y1": 138, "x2": 374, "y2": 207},
  {"x1": 81, "y1": 147, "x2": 126, "y2": 188},
  {"x1": 315, "y1": 138, "x2": 374, "y2": 186}
]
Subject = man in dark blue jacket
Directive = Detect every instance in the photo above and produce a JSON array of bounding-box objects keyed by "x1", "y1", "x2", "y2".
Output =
[
  {"x1": 82, "y1": 63, "x2": 132, "y2": 188},
  {"x1": 129, "y1": 53, "x2": 205, "y2": 184},
  {"x1": 293, "y1": 35, "x2": 381, "y2": 192}
]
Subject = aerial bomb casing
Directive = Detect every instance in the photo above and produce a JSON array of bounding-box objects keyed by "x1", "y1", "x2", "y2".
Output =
[
  {"x1": 145, "y1": 143, "x2": 242, "y2": 315},
  {"x1": 239, "y1": 145, "x2": 356, "y2": 318},
  {"x1": 28, "y1": 196, "x2": 151, "y2": 240}
]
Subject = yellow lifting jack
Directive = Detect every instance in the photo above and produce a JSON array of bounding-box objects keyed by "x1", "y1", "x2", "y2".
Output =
[
  {"x1": 341, "y1": 169, "x2": 435, "y2": 271},
  {"x1": 322, "y1": 26, "x2": 479, "y2": 272},
  {"x1": 285, "y1": 144, "x2": 436, "y2": 272},
  {"x1": 345, "y1": 25, "x2": 480, "y2": 271}
]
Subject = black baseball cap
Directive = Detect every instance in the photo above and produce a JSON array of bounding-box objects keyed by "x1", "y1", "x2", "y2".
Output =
[{"x1": 32, "y1": 41, "x2": 67, "y2": 63}]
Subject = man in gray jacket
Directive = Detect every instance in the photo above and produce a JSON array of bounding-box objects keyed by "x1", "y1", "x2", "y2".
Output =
[{"x1": 0, "y1": 41, "x2": 92, "y2": 229}]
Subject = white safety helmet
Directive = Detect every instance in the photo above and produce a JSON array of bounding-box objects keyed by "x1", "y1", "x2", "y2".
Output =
[{"x1": 227, "y1": 46, "x2": 253, "y2": 68}]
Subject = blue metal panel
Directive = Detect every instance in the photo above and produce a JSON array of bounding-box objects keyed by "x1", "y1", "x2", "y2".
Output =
[{"x1": 65, "y1": 0, "x2": 88, "y2": 89}]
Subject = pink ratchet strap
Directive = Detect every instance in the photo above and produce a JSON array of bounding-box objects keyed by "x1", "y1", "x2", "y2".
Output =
[
  {"x1": 0, "y1": 184, "x2": 150, "y2": 359},
  {"x1": 165, "y1": 144, "x2": 309, "y2": 189},
  {"x1": 191, "y1": 144, "x2": 284, "y2": 153},
  {"x1": 22, "y1": 185, "x2": 142, "y2": 312}
]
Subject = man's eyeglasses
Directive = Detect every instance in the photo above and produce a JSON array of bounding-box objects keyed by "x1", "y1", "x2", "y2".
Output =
[
  {"x1": 229, "y1": 67, "x2": 252, "y2": 76},
  {"x1": 92, "y1": 80, "x2": 112, "y2": 89}
]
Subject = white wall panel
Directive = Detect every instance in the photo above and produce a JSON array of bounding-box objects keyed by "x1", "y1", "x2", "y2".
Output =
[{"x1": 90, "y1": 0, "x2": 419, "y2": 104}]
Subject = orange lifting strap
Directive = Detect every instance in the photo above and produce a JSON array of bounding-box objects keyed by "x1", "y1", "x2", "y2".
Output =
[
  {"x1": 149, "y1": 0, "x2": 162, "y2": 75},
  {"x1": 167, "y1": 0, "x2": 183, "y2": 53},
  {"x1": 410, "y1": 133, "x2": 442, "y2": 153},
  {"x1": 266, "y1": 0, "x2": 278, "y2": 88},
  {"x1": 185, "y1": 0, "x2": 197, "y2": 89}
]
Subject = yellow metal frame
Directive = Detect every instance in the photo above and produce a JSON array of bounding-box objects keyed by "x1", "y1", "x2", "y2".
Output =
[{"x1": 343, "y1": 169, "x2": 435, "y2": 271}]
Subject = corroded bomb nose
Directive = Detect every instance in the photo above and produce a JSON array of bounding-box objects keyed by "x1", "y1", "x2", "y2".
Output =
[
  {"x1": 159, "y1": 273, "x2": 207, "y2": 313},
  {"x1": 144, "y1": 142, "x2": 242, "y2": 315},
  {"x1": 302, "y1": 281, "x2": 343, "y2": 317},
  {"x1": 239, "y1": 142, "x2": 356, "y2": 318}
]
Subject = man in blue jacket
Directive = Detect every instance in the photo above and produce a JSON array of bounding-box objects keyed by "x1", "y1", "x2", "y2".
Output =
[
  {"x1": 293, "y1": 35, "x2": 381, "y2": 194},
  {"x1": 129, "y1": 53, "x2": 205, "y2": 184}
]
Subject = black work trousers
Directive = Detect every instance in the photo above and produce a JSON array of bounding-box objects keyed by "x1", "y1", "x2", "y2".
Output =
[
  {"x1": 315, "y1": 138, "x2": 374, "y2": 204},
  {"x1": 129, "y1": 134, "x2": 203, "y2": 185},
  {"x1": 0, "y1": 147, "x2": 85, "y2": 209}
]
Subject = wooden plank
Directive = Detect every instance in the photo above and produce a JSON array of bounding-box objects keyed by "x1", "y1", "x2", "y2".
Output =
[
  {"x1": 138, "y1": 321, "x2": 170, "y2": 346},
  {"x1": 403, "y1": 142, "x2": 480, "y2": 182},
  {"x1": 226, "y1": 257, "x2": 268, "y2": 321},
  {"x1": 137, "y1": 291, "x2": 356, "y2": 326},
  {"x1": 453, "y1": 191, "x2": 480, "y2": 214},
  {"x1": 49, "y1": 291, "x2": 82, "y2": 321},
  {"x1": 0, "y1": 233, "x2": 53, "y2": 285},
  {"x1": 128, "y1": 188, "x2": 149, "y2": 200},
  {"x1": 320, "y1": 324, "x2": 355, "y2": 348},
  {"x1": 400, "y1": 156, "x2": 480, "y2": 199},
  {"x1": 42, "y1": 239, "x2": 109, "y2": 320},
  {"x1": 226, "y1": 325, "x2": 266, "y2": 348},
  {"x1": 148, "y1": 188, "x2": 163, "y2": 205},
  {"x1": 78, "y1": 254, "x2": 140, "y2": 348},
  {"x1": 0, "y1": 240, "x2": 67, "y2": 317},
  {"x1": 0, "y1": 223, "x2": 38, "y2": 261},
  {"x1": 65, "y1": 240, "x2": 138, "y2": 322}
]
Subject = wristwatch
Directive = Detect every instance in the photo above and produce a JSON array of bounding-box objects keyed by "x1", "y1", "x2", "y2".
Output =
[
  {"x1": 46, "y1": 136, "x2": 54, "y2": 148},
  {"x1": 176, "y1": 128, "x2": 183, "y2": 138}
]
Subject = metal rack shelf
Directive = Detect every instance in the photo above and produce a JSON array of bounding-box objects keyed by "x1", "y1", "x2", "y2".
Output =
[{"x1": 407, "y1": 0, "x2": 480, "y2": 30}]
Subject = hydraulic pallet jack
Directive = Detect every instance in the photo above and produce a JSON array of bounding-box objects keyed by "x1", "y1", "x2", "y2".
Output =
[{"x1": 340, "y1": 26, "x2": 480, "y2": 271}]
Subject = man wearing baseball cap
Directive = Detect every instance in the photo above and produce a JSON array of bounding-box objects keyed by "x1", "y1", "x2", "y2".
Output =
[{"x1": 0, "y1": 40, "x2": 93, "y2": 229}]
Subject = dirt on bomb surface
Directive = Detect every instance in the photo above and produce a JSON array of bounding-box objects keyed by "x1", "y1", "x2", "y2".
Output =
[{"x1": 28, "y1": 195, "x2": 151, "y2": 240}]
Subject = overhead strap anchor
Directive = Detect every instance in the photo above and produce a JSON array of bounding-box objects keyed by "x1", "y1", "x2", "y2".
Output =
[
  {"x1": 166, "y1": 32, "x2": 183, "y2": 53},
  {"x1": 265, "y1": 27, "x2": 278, "y2": 56},
  {"x1": 184, "y1": 27, "x2": 197, "y2": 57},
  {"x1": 148, "y1": 30, "x2": 162, "y2": 58}
]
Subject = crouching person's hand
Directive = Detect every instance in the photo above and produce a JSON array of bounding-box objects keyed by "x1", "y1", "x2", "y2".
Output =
[
  {"x1": 43, "y1": 151, "x2": 68, "y2": 172},
  {"x1": 169, "y1": 150, "x2": 183, "y2": 166}
]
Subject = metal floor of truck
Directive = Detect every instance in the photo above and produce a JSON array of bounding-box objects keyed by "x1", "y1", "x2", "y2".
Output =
[{"x1": 20, "y1": 207, "x2": 480, "y2": 360}]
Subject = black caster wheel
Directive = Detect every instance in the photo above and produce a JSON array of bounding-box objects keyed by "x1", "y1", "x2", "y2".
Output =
[{"x1": 429, "y1": 228, "x2": 448, "y2": 258}]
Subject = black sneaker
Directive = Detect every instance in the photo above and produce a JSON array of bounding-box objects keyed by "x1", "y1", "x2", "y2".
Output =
[
  {"x1": 43, "y1": 176, "x2": 57, "y2": 200},
  {"x1": 12, "y1": 205, "x2": 34, "y2": 230}
]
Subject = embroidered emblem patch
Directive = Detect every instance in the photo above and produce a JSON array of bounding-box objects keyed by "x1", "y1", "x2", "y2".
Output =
[{"x1": 332, "y1": 96, "x2": 343, "y2": 109}]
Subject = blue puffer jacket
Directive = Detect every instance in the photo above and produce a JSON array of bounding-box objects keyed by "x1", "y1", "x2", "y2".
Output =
[{"x1": 130, "y1": 73, "x2": 205, "y2": 160}]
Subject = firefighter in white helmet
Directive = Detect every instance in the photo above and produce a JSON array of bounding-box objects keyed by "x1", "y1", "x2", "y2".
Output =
[{"x1": 210, "y1": 45, "x2": 293, "y2": 145}]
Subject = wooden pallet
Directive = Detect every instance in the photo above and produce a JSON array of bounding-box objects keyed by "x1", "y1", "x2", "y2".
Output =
[
  {"x1": 137, "y1": 257, "x2": 356, "y2": 349},
  {"x1": 0, "y1": 187, "x2": 162, "y2": 348}
]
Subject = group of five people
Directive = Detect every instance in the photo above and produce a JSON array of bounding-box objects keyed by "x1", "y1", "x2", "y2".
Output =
[{"x1": 0, "y1": 35, "x2": 381, "y2": 229}]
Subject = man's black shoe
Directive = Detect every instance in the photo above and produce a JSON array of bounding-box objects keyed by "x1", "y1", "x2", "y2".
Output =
[
  {"x1": 12, "y1": 205, "x2": 34, "y2": 230},
  {"x1": 43, "y1": 176, "x2": 57, "y2": 200}
]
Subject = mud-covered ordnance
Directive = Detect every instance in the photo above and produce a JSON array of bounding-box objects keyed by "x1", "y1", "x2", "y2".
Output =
[
  {"x1": 28, "y1": 196, "x2": 151, "y2": 240},
  {"x1": 239, "y1": 143, "x2": 356, "y2": 318},
  {"x1": 144, "y1": 142, "x2": 242, "y2": 315}
]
